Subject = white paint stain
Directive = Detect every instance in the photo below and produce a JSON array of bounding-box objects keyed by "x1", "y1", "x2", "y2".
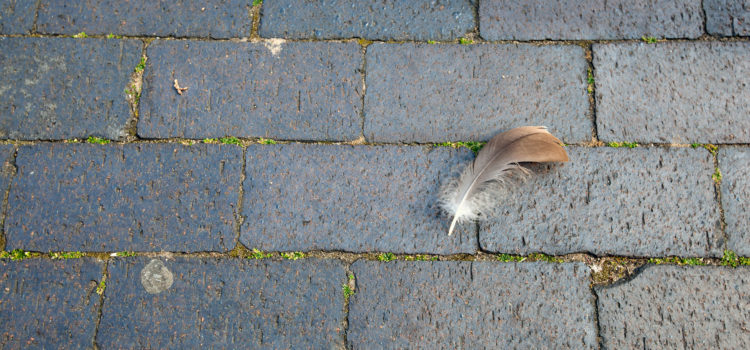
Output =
[
  {"x1": 263, "y1": 38, "x2": 286, "y2": 56},
  {"x1": 140, "y1": 259, "x2": 174, "y2": 294}
]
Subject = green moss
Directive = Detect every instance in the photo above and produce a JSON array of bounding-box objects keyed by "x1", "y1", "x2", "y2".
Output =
[
  {"x1": 641, "y1": 36, "x2": 658, "y2": 44},
  {"x1": 527, "y1": 253, "x2": 563, "y2": 263},
  {"x1": 427, "y1": 40, "x2": 437, "y2": 44},
  {"x1": 720, "y1": 250, "x2": 749, "y2": 267},
  {"x1": 258, "y1": 138, "x2": 277, "y2": 145},
  {"x1": 280, "y1": 252, "x2": 305, "y2": 260},
  {"x1": 342, "y1": 284, "x2": 354, "y2": 299},
  {"x1": 357, "y1": 38, "x2": 373, "y2": 47},
  {"x1": 1, "y1": 249, "x2": 35, "y2": 261},
  {"x1": 96, "y1": 277, "x2": 106, "y2": 295},
  {"x1": 712, "y1": 168, "x2": 722, "y2": 183},
  {"x1": 690, "y1": 143, "x2": 700, "y2": 148},
  {"x1": 496, "y1": 253, "x2": 525, "y2": 262},
  {"x1": 50, "y1": 252, "x2": 83, "y2": 259},
  {"x1": 72, "y1": 32, "x2": 88, "y2": 38},
  {"x1": 115, "y1": 251, "x2": 137, "y2": 257},
  {"x1": 703, "y1": 144, "x2": 718, "y2": 156},
  {"x1": 252, "y1": 0, "x2": 263, "y2": 6},
  {"x1": 134, "y1": 56, "x2": 146, "y2": 73},
  {"x1": 607, "y1": 141, "x2": 638, "y2": 148},
  {"x1": 203, "y1": 138, "x2": 219, "y2": 144},
  {"x1": 377, "y1": 252, "x2": 396, "y2": 262},
  {"x1": 647, "y1": 257, "x2": 706, "y2": 266},
  {"x1": 249, "y1": 248, "x2": 274, "y2": 259},
  {"x1": 86, "y1": 136, "x2": 111, "y2": 145},
  {"x1": 219, "y1": 136, "x2": 242, "y2": 145},
  {"x1": 436, "y1": 141, "x2": 484, "y2": 154},
  {"x1": 459, "y1": 38, "x2": 474, "y2": 45}
]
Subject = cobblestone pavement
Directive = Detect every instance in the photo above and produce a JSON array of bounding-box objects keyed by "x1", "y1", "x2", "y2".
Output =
[{"x1": 1, "y1": 1, "x2": 749, "y2": 348}]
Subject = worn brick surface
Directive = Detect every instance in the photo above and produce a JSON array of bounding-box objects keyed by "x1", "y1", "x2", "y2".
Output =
[
  {"x1": 0, "y1": 259, "x2": 103, "y2": 349},
  {"x1": 37, "y1": 0, "x2": 251, "y2": 38},
  {"x1": 705, "y1": 0, "x2": 750, "y2": 36},
  {"x1": 0, "y1": 37, "x2": 141, "y2": 140},
  {"x1": 597, "y1": 265, "x2": 750, "y2": 348},
  {"x1": 259, "y1": 0, "x2": 475, "y2": 40},
  {"x1": 98, "y1": 257, "x2": 346, "y2": 349},
  {"x1": 349, "y1": 261, "x2": 596, "y2": 348},
  {"x1": 365, "y1": 43, "x2": 589, "y2": 143},
  {"x1": 5, "y1": 144, "x2": 242, "y2": 252},
  {"x1": 139, "y1": 40, "x2": 362, "y2": 141},
  {"x1": 0, "y1": 0, "x2": 36, "y2": 34},
  {"x1": 596, "y1": 42, "x2": 750, "y2": 143},
  {"x1": 241, "y1": 144, "x2": 476, "y2": 254},
  {"x1": 480, "y1": 0, "x2": 703, "y2": 40},
  {"x1": 480, "y1": 147, "x2": 722, "y2": 257},
  {"x1": 720, "y1": 147, "x2": 750, "y2": 255}
]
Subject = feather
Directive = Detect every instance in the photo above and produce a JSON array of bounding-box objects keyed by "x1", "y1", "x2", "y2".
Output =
[{"x1": 439, "y1": 126, "x2": 569, "y2": 235}]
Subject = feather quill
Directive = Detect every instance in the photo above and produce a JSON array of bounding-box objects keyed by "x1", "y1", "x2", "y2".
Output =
[{"x1": 440, "y1": 126, "x2": 569, "y2": 235}]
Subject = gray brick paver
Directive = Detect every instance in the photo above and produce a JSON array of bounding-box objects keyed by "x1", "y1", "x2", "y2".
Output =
[
  {"x1": 97, "y1": 257, "x2": 346, "y2": 349},
  {"x1": 0, "y1": 259, "x2": 103, "y2": 349},
  {"x1": 37, "y1": 0, "x2": 251, "y2": 38},
  {"x1": 480, "y1": 0, "x2": 703, "y2": 40},
  {"x1": 0, "y1": 0, "x2": 36, "y2": 34},
  {"x1": 365, "y1": 43, "x2": 589, "y2": 143},
  {"x1": 5, "y1": 144, "x2": 242, "y2": 252},
  {"x1": 348, "y1": 261, "x2": 597, "y2": 349},
  {"x1": 597, "y1": 265, "x2": 750, "y2": 348},
  {"x1": 240, "y1": 144, "x2": 477, "y2": 254},
  {"x1": 0, "y1": 37, "x2": 142, "y2": 140},
  {"x1": 138, "y1": 40, "x2": 362, "y2": 141},
  {"x1": 595, "y1": 41, "x2": 750, "y2": 144},
  {"x1": 720, "y1": 147, "x2": 750, "y2": 256},
  {"x1": 259, "y1": 0, "x2": 475, "y2": 41},
  {"x1": 480, "y1": 147, "x2": 722, "y2": 257},
  {"x1": 705, "y1": 0, "x2": 750, "y2": 36}
]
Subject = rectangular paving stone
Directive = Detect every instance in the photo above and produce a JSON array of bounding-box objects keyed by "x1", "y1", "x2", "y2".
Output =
[
  {"x1": 5, "y1": 144, "x2": 242, "y2": 252},
  {"x1": 139, "y1": 40, "x2": 362, "y2": 141},
  {"x1": 705, "y1": 0, "x2": 750, "y2": 36},
  {"x1": 480, "y1": 0, "x2": 703, "y2": 40},
  {"x1": 349, "y1": 261, "x2": 596, "y2": 348},
  {"x1": 597, "y1": 265, "x2": 750, "y2": 348},
  {"x1": 720, "y1": 147, "x2": 750, "y2": 255},
  {"x1": 364, "y1": 43, "x2": 589, "y2": 143},
  {"x1": 0, "y1": 37, "x2": 142, "y2": 140},
  {"x1": 98, "y1": 257, "x2": 346, "y2": 349},
  {"x1": 0, "y1": 259, "x2": 103, "y2": 349},
  {"x1": 37, "y1": 0, "x2": 251, "y2": 38},
  {"x1": 595, "y1": 41, "x2": 750, "y2": 144},
  {"x1": 0, "y1": 0, "x2": 36, "y2": 34},
  {"x1": 259, "y1": 0, "x2": 475, "y2": 41},
  {"x1": 241, "y1": 144, "x2": 477, "y2": 254},
  {"x1": 480, "y1": 147, "x2": 722, "y2": 257}
]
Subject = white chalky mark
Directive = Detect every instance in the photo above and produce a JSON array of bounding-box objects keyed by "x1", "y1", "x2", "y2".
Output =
[
  {"x1": 263, "y1": 38, "x2": 286, "y2": 56},
  {"x1": 140, "y1": 259, "x2": 174, "y2": 294}
]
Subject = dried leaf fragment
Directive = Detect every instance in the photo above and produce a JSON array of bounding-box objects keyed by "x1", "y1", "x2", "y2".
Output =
[{"x1": 173, "y1": 79, "x2": 189, "y2": 95}]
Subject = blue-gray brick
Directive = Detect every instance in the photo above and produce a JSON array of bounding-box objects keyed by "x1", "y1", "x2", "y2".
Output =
[
  {"x1": 0, "y1": 259, "x2": 103, "y2": 349},
  {"x1": 595, "y1": 41, "x2": 750, "y2": 143},
  {"x1": 241, "y1": 144, "x2": 477, "y2": 254},
  {"x1": 37, "y1": 0, "x2": 251, "y2": 38},
  {"x1": 597, "y1": 265, "x2": 750, "y2": 348},
  {"x1": 705, "y1": 0, "x2": 750, "y2": 36},
  {"x1": 259, "y1": 0, "x2": 475, "y2": 41},
  {"x1": 5, "y1": 144, "x2": 242, "y2": 252},
  {"x1": 138, "y1": 40, "x2": 362, "y2": 141},
  {"x1": 0, "y1": 37, "x2": 141, "y2": 140},
  {"x1": 480, "y1": 0, "x2": 703, "y2": 40},
  {"x1": 349, "y1": 261, "x2": 596, "y2": 348},
  {"x1": 480, "y1": 147, "x2": 722, "y2": 257},
  {"x1": 720, "y1": 147, "x2": 750, "y2": 255},
  {"x1": 365, "y1": 43, "x2": 589, "y2": 143},
  {"x1": 0, "y1": 0, "x2": 36, "y2": 34},
  {"x1": 98, "y1": 257, "x2": 346, "y2": 349}
]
